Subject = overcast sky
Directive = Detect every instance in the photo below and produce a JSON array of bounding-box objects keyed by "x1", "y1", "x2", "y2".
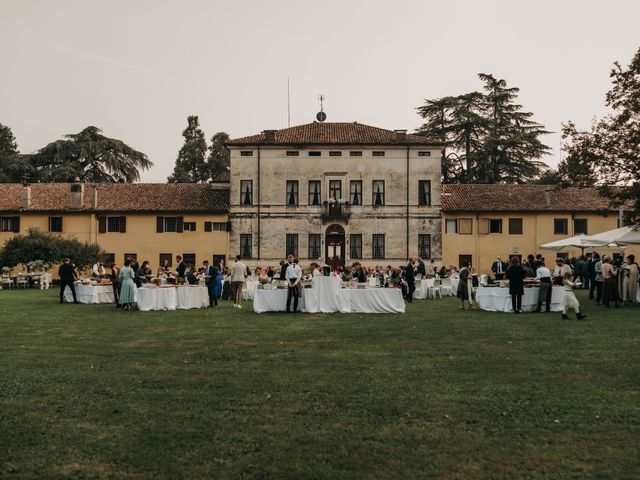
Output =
[{"x1": 2, "y1": 0, "x2": 639, "y2": 182}]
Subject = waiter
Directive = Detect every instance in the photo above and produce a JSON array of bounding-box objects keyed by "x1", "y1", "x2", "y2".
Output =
[
  {"x1": 492, "y1": 257, "x2": 506, "y2": 280},
  {"x1": 535, "y1": 260, "x2": 552, "y2": 312},
  {"x1": 279, "y1": 255, "x2": 294, "y2": 281},
  {"x1": 285, "y1": 258, "x2": 302, "y2": 313},
  {"x1": 58, "y1": 258, "x2": 78, "y2": 304},
  {"x1": 405, "y1": 258, "x2": 416, "y2": 303}
]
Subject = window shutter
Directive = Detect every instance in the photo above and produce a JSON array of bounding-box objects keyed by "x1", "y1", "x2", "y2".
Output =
[
  {"x1": 177, "y1": 216, "x2": 184, "y2": 233},
  {"x1": 119, "y1": 216, "x2": 127, "y2": 233},
  {"x1": 478, "y1": 218, "x2": 489, "y2": 235},
  {"x1": 156, "y1": 216, "x2": 164, "y2": 233},
  {"x1": 226, "y1": 221, "x2": 232, "y2": 232},
  {"x1": 204, "y1": 222, "x2": 212, "y2": 232},
  {"x1": 12, "y1": 216, "x2": 20, "y2": 233},
  {"x1": 98, "y1": 216, "x2": 107, "y2": 233}
]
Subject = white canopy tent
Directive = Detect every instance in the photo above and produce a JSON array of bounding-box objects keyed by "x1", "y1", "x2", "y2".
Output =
[
  {"x1": 539, "y1": 234, "x2": 607, "y2": 252},
  {"x1": 586, "y1": 224, "x2": 640, "y2": 245}
]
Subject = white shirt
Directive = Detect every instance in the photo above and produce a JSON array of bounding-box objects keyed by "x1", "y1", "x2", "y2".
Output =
[
  {"x1": 92, "y1": 263, "x2": 105, "y2": 276},
  {"x1": 496, "y1": 261, "x2": 503, "y2": 274},
  {"x1": 536, "y1": 266, "x2": 551, "y2": 279},
  {"x1": 285, "y1": 264, "x2": 302, "y2": 285}
]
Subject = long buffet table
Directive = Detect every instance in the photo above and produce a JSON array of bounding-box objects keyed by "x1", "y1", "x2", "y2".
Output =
[
  {"x1": 475, "y1": 286, "x2": 565, "y2": 313},
  {"x1": 254, "y1": 277, "x2": 405, "y2": 314},
  {"x1": 64, "y1": 284, "x2": 209, "y2": 311}
]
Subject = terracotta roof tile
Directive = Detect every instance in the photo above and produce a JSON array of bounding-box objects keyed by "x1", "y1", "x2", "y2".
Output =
[
  {"x1": 0, "y1": 183, "x2": 229, "y2": 213},
  {"x1": 441, "y1": 184, "x2": 627, "y2": 213},
  {"x1": 227, "y1": 122, "x2": 442, "y2": 146}
]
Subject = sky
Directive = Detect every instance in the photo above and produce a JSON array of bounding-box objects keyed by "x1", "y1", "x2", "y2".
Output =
[{"x1": 1, "y1": 0, "x2": 639, "y2": 182}]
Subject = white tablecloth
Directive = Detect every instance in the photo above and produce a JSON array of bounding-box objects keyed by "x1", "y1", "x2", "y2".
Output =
[
  {"x1": 243, "y1": 280, "x2": 258, "y2": 300},
  {"x1": 253, "y1": 276, "x2": 405, "y2": 314},
  {"x1": 476, "y1": 286, "x2": 564, "y2": 313},
  {"x1": 137, "y1": 286, "x2": 209, "y2": 311},
  {"x1": 253, "y1": 288, "x2": 308, "y2": 313},
  {"x1": 64, "y1": 284, "x2": 115, "y2": 304}
]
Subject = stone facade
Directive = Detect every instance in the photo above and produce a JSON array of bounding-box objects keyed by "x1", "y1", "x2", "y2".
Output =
[{"x1": 227, "y1": 122, "x2": 443, "y2": 268}]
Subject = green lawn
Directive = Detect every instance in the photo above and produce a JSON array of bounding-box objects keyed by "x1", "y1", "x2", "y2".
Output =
[{"x1": 1, "y1": 289, "x2": 639, "y2": 479}]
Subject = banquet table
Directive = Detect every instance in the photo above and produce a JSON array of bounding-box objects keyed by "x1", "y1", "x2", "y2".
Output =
[
  {"x1": 243, "y1": 279, "x2": 258, "y2": 300},
  {"x1": 137, "y1": 285, "x2": 209, "y2": 312},
  {"x1": 475, "y1": 286, "x2": 564, "y2": 313},
  {"x1": 253, "y1": 277, "x2": 405, "y2": 314},
  {"x1": 64, "y1": 284, "x2": 116, "y2": 304}
]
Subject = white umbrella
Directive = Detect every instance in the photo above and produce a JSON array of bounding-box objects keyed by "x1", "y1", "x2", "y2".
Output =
[
  {"x1": 539, "y1": 234, "x2": 607, "y2": 252},
  {"x1": 586, "y1": 224, "x2": 640, "y2": 245}
]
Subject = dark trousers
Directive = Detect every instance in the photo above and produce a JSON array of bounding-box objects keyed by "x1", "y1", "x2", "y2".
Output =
[
  {"x1": 287, "y1": 284, "x2": 299, "y2": 312},
  {"x1": 537, "y1": 280, "x2": 551, "y2": 312},
  {"x1": 589, "y1": 275, "x2": 597, "y2": 299},
  {"x1": 594, "y1": 281, "x2": 603, "y2": 304},
  {"x1": 406, "y1": 280, "x2": 415, "y2": 302},
  {"x1": 583, "y1": 274, "x2": 590, "y2": 290},
  {"x1": 60, "y1": 280, "x2": 77, "y2": 303},
  {"x1": 511, "y1": 294, "x2": 522, "y2": 312},
  {"x1": 207, "y1": 283, "x2": 218, "y2": 307},
  {"x1": 112, "y1": 281, "x2": 121, "y2": 304},
  {"x1": 603, "y1": 278, "x2": 619, "y2": 306}
]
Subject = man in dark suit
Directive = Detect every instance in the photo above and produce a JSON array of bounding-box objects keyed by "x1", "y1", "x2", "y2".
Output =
[
  {"x1": 203, "y1": 260, "x2": 220, "y2": 307},
  {"x1": 58, "y1": 258, "x2": 78, "y2": 304},
  {"x1": 416, "y1": 257, "x2": 426, "y2": 277},
  {"x1": 405, "y1": 257, "x2": 416, "y2": 303},
  {"x1": 492, "y1": 257, "x2": 507, "y2": 280},
  {"x1": 175, "y1": 255, "x2": 186, "y2": 283}
]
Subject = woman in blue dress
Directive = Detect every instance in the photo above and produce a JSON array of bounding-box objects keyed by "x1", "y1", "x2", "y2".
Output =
[{"x1": 119, "y1": 259, "x2": 136, "y2": 311}]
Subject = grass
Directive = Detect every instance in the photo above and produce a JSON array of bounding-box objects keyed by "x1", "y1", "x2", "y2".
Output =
[{"x1": 1, "y1": 289, "x2": 639, "y2": 479}]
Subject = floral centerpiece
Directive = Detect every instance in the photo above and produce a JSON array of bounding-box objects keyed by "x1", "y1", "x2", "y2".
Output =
[
  {"x1": 26, "y1": 260, "x2": 50, "y2": 273},
  {"x1": 2, "y1": 266, "x2": 11, "y2": 275}
]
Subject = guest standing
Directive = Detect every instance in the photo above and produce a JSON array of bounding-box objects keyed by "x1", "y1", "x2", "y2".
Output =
[
  {"x1": 119, "y1": 259, "x2": 136, "y2": 311},
  {"x1": 405, "y1": 258, "x2": 416, "y2": 303},
  {"x1": 601, "y1": 256, "x2": 619, "y2": 308},
  {"x1": 175, "y1": 255, "x2": 186, "y2": 284},
  {"x1": 456, "y1": 261, "x2": 473, "y2": 309},
  {"x1": 621, "y1": 255, "x2": 639, "y2": 305},
  {"x1": 58, "y1": 258, "x2": 78, "y2": 304},
  {"x1": 561, "y1": 272, "x2": 586, "y2": 319},
  {"x1": 110, "y1": 262, "x2": 121, "y2": 307},
  {"x1": 416, "y1": 257, "x2": 426, "y2": 278},
  {"x1": 285, "y1": 258, "x2": 303, "y2": 313},
  {"x1": 594, "y1": 255, "x2": 604, "y2": 305},
  {"x1": 587, "y1": 253, "x2": 598, "y2": 298},
  {"x1": 535, "y1": 261, "x2": 552, "y2": 313},
  {"x1": 492, "y1": 257, "x2": 507, "y2": 280},
  {"x1": 231, "y1": 255, "x2": 247, "y2": 308},
  {"x1": 505, "y1": 257, "x2": 526, "y2": 313}
]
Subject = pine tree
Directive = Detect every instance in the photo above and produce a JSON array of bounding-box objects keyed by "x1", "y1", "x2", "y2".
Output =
[
  {"x1": 0, "y1": 123, "x2": 20, "y2": 182},
  {"x1": 206, "y1": 131, "x2": 230, "y2": 180},
  {"x1": 168, "y1": 116, "x2": 209, "y2": 183}
]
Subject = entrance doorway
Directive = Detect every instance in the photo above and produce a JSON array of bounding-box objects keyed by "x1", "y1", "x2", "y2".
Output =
[{"x1": 325, "y1": 224, "x2": 345, "y2": 269}]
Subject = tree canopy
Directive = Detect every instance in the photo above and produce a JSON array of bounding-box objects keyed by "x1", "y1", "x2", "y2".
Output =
[
  {"x1": 207, "y1": 131, "x2": 230, "y2": 180},
  {"x1": 417, "y1": 74, "x2": 551, "y2": 184},
  {"x1": 168, "y1": 116, "x2": 209, "y2": 183},
  {"x1": 0, "y1": 123, "x2": 22, "y2": 182}
]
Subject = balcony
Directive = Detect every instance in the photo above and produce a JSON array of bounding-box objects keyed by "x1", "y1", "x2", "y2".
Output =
[{"x1": 321, "y1": 201, "x2": 350, "y2": 224}]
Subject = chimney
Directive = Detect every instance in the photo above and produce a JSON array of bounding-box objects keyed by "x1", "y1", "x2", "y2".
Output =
[
  {"x1": 22, "y1": 183, "x2": 31, "y2": 210},
  {"x1": 263, "y1": 129, "x2": 277, "y2": 142},
  {"x1": 92, "y1": 185, "x2": 98, "y2": 209},
  {"x1": 544, "y1": 189, "x2": 552, "y2": 208},
  {"x1": 70, "y1": 177, "x2": 84, "y2": 209},
  {"x1": 394, "y1": 129, "x2": 407, "y2": 142}
]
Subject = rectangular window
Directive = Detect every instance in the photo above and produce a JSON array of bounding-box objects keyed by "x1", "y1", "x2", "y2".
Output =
[
  {"x1": 508, "y1": 218, "x2": 523, "y2": 235},
  {"x1": 349, "y1": 151, "x2": 362, "y2": 156},
  {"x1": 459, "y1": 254, "x2": 472, "y2": 267},
  {"x1": 108, "y1": 217, "x2": 120, "y2": 232},
  {"x1": 240, "y1": 151, "x2": 253, "y2": 156},
  {"x1": 103, "y1": 253, "x2": 115, "y2": 265},
  {"x1": 459, "y1": 218, "x2": 473, "y2": 235},
  {"x1": 418, "y1": 151, "x2": 431, "y2": 157},
  {"x1": 183, "y1": 222, "x2": 196, "y2": 232},
  {"x1": 418, "y1": 180, "x2": 431, "y2": 206},
  {"x1": 308, "y1": 180, "x2": 321, "y2": 205},
  {"x1": 445, "y1": 219, "x2": 458, "y2": 234},
  {"x1": 574, "y1": 218, "x2": 588, "y2": 235},
  {"x1": 308, "y1": 234, "x2": 321, "y2": 259},
  {"x1": 418, "y1": 234, "x2": 431, "y2": 259},
  {"x1": 329, "y1": 151, "x2": 342, "y2": 156},
  {"x1": 0, "y1": 217, "x2": 19, "y2": 232},
  {"x1": 104, "y1": 216, "x2": 126, "y2": 233},
  {"x1": 372, "y1": 234, "x2": 385, "y2": 259},
  {"x1": 350, "y1": 180, "x2": 362, "y2": 206},
  {"x1": 182, "y1": 253, "x2": 196, "y2": 267},
  {"x1": 48, "y1": 216, "x2": 63, "y2": 233},
  {"x1": 286, "y1": 180, "x2": 299, "y2": 206},
  {"x1": 240, "y1": 234, "x2": 252, "y2": 259},
  {"x1": 286, "y1": 151, "x2": 299, "y2": 156},
  {"x1": 164, "y1": 217, "x2": 178, "y2": 232},
  {"x1": 308, "y1": 151, "x2": 321, "y2": 156},
  {"x1": 372, "y1": 151, "x2": 385, "y2": 156},
  {"x1": 554, "y1": 218, "x2": 568, "y2": 235},
  {"x1": 159, "y1": 253, "x2": 172, "y2": 267},
  {"x1": 329, "y1": 180, "x2": 342, "y2": 201},
  {"x1": 124, "y1": 253, "x2": 137, "y2": 263},
  {"x1": 286, "y1": 233, "x2": 299, "y2": 257},
  {"x1": 240, "y1": 180, "x2": 253, "y2": 205},
  {"x1": 372, "y1": 180, "x2": 385, "y2": 206},
  {"x1": 489, "y1": 219, "x2": 503, "y2": 234},
  {"x1": 210, "y1": 222, "x2": 227, "y2": 231},
  {"x1": 350, "y1": 234, "x2": 363, "y2": 259}
]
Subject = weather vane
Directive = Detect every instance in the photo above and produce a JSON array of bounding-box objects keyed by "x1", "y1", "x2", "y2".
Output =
[{"x1": 316, "y1": 94, "x2": 327, "y2": 122}]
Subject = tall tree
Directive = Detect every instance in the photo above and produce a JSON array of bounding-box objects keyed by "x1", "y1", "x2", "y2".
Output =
[
  {"x1": 30, "y1": 126, "x2": 151, "y2": 182},
  {"x1": 0, "y1": 123, "x2": 21, "y2": 182},
  {"x1": 168, "y1": 116, "x2": 209, "y2": 183},
  {"x1": 417, "y1": 74, "x2": 551, "y2": 184},
  {"x1": 207, "y1": 131, "x2": 230, "y2": 180}
]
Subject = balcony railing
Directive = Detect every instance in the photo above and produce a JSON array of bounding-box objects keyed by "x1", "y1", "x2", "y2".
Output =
[{"x1": 321, "y1": 201, "x2": 350, "y2": 223}]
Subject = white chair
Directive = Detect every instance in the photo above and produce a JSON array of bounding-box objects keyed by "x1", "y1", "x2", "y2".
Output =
[
  {"x1": 40, "y1": 273, "x2": 52, "y2": 290},
  {"x1": 428, "y1": 278, "x2": 442, "y2": 299},
  {"x1": 16, "y1": 275, "x2": 29, "y2": 289},
  {"x1": 1, "y1": 276, "x2": 13, "y2": 289},
  {"x1": 440, "y1": 277, "x2": 453, "y2": 296}
]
